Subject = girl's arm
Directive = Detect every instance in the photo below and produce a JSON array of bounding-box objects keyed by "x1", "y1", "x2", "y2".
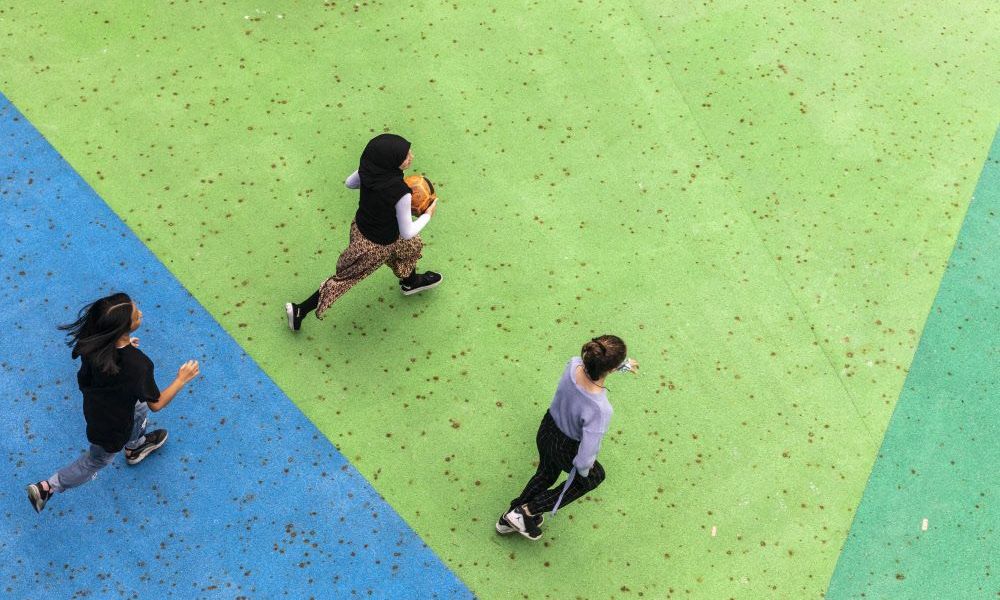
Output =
[
  {"x1": 395, "y1": 194, "x2": 432, "y2": 240},
  {"x1": 345, "y1": 170, "x2": 361, "y2": 189},
  {"x1": 573, "y1": 427, "x2": 606, "y2": 477},
  {"x1": 147, "y1": 360, "x2": 200, "y2": 412}
]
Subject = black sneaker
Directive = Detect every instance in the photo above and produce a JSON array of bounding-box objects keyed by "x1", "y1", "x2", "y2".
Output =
[
  {"x1": 125, "y1": 429, "x2": 168, "y2": 465},
  {"x1": 532, "y1": 512, "x2": 544, "y2": 527},
  {"x1": 399, "y1": 271, "x2": 442, "y2": 296},
  {"x1": 26, "y1": 481, "x2": 51, "y2": 513},
  {"x1": 502, "y1": 505, "x2": 542, "y2": 541},
  {"x1": 285, "y1": 302, "x2": 303, "y2": 331}
]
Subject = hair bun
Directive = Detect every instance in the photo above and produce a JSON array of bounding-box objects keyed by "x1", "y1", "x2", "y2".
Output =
[{"x1": 581, "y1": 334, "x2": 627, "y2": 381}]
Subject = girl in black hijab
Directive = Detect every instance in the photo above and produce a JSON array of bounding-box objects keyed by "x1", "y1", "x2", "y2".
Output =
[{"x1": 285, "y1": 134, "x2": 441, "y2": 330}]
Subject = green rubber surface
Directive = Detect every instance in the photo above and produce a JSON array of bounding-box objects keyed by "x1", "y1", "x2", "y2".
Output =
[
  {"x1": 2, "y1": 2, "x2": 998, "y2": 598},
  {"x1": 826, "y1": 131, "x2": 1000, "y2": 598}
]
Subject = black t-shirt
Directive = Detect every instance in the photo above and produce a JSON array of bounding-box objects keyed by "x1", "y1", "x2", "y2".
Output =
[{"x1": 78, "y1": 345, "x2": 160, "y2": 452}]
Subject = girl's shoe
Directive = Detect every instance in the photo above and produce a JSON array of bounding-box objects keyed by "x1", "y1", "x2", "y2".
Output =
[
  {"x1": 502, "y1": 505, "x2": 542, "y2": 541},
  {"x1": 285, "y1": 302, "x2": 303, "y2": 331},
  {"x1": 496, "y1": 511, "x2": 542, "y2": 535},
  {"x1": 125, "y1": 429, "x2": 168, "y2": 465},
  {"x1": 497, "y1": 512, "x2": 545, "y2": 535},
  {"x1": 26, "y1": 482, "x2": 51, "y2": 513},
  {"x1": 496, "y1": 513, "x2": 516, "y2": 535},
  {"x1": 399, "y1": 271, "x2": 442, "y2": 295}
]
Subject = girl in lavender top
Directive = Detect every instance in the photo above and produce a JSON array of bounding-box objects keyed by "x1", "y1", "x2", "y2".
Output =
[{"x1": 498, "y1": 334, "x2": 637, "y2": 540}]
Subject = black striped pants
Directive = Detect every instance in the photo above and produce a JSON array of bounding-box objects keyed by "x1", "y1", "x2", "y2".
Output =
[{"x1": 509, "y1": 411, "x2": 606, "y2": 515}]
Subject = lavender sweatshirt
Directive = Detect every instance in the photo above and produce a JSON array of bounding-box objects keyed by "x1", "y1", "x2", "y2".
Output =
[{"x1": 548, "y1": 357, "x2": 613, "y2": 472}]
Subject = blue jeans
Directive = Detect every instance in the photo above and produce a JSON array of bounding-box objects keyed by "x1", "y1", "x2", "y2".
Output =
[{"x1": 47, "y1": 401, "x2": 148, "y2": 493}]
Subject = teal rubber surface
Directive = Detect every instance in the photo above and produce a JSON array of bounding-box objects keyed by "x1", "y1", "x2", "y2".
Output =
[{"x1": 826, "y1": 129, "x2": 1000, "y2": 598}]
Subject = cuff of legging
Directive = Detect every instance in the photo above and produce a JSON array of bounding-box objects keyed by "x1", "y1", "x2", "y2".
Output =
[{"x1": 124, "y1": 432, "x2": 149, "y2": 450}]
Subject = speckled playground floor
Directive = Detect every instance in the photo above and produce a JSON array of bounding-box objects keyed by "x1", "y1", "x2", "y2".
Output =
[{"x1": 1, "y1": 3, "x2": 998, "y2": 598}]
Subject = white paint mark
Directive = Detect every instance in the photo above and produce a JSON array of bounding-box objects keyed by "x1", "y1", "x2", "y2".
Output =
[
  {"x1": 711, "y1": 525, "x2": 717, "y2": 537},
  {"x1": 921, "y1": 518, "x2": 928, "y2": 531}
]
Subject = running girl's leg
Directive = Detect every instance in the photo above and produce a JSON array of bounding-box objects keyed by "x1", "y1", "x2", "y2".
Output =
[
  {"x1": 508, "y1": 412, "x2": 569, "y2": 509},
  {"x1": 288, "y1": 222, "x2": 391, "y2": 330},
  {"x1": 46, "y1": 444, "x2": 118, "y2": 493},
  {"x1": 501, "y1": 412, "x2": 581, "y2": 538},
  {"x1": 525, "y1": 460, "x2": 606, "y2": 515},
  {"x1": 389, "y1": 235, "x2": 442, "y2": 294},
  {"x1": 386, "y1": 235, "x2": 424, "y2": 280},
  {"x1": 314, "y1": 223, "x2": 391, "y2": 319},
  {"x1": 123, "y1": 400, "x2": 168, "y2": 465},
  {"x1": 124, "y1": 400, "x2": 149, "y2": 451},
  {"x1": 297, "y1": 291, "x2": 320, "y2": 314}
]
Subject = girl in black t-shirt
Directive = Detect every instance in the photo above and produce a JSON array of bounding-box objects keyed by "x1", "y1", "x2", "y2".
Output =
[
  {"x1": 26, "y1": 293, "x2": 200, "y2": 513},
  {"x1": 284, "y1": 133, "x2": 443, "y2": 331}
]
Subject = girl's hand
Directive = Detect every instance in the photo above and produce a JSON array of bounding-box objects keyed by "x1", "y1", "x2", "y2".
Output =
[
  {"x1": 177, "y1": 360, "x2": 201, "y2": 384},
  {"x1": 425, "y1": 199, "x2": 438, "y2": 217},
  {"x1": 616, "y1": 358, "x2": 639, "y2": 374},
  {"x1": 130, "y1": 337, "x2": 140, "y2": 348}
]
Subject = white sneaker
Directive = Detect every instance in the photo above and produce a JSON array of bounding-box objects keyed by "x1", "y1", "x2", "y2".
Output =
[{"x1": 496, "y1": 513, "x2": 516, "y2": 535}]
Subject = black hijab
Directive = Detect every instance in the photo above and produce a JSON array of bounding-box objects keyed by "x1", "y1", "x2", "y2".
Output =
[
  {"x1": 355, "y1": 133, "x2": 413, "y2": 244},
  {"x1": 359, "y1": 133, "x2": 410, "y2": 191}
]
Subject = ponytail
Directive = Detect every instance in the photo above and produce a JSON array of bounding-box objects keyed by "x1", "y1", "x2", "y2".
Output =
[{"x1": 58, "y1": 293, "x2": 134, "y2": 376}]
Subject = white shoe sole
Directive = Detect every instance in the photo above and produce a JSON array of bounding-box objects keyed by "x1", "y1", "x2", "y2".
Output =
[
  {"x1": 496, "y1": 517, "x2": 515, "y2": 535},
  {"x1": 285, "y1": 302, "x2": 296, "y2": 331},
  {"x1": 401, "y1": 277, "x2": 443, "y2": 296}
]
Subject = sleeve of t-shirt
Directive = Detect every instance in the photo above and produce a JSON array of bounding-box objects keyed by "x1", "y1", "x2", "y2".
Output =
[{"x1": 136, "y1": 359, "x2": 160, "y2": 404}]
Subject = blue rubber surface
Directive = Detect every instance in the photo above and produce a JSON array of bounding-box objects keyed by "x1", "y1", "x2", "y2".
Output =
[{"x1": 0, "y1": 93, "x2": 472, "y2": 599}]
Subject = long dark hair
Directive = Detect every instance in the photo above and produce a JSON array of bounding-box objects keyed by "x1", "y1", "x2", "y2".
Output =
[
  {"x1": 58, "y1": 293, "x2": 134, "y2": 375},
  {"x1": 581, "y1": 335, "x2": 627, "y2": 380}
]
